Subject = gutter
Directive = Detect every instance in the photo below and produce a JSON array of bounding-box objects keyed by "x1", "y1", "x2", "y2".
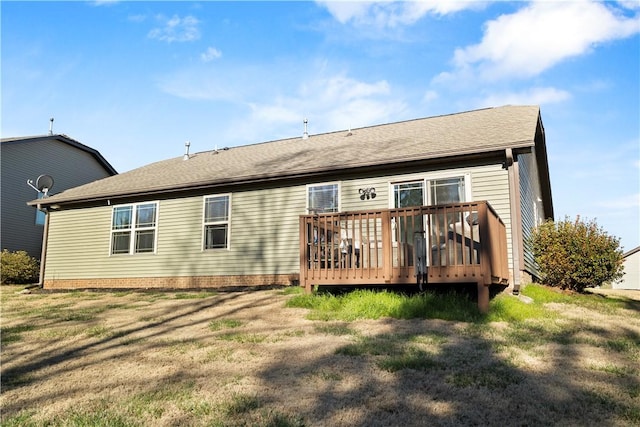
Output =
[
  {"x1": 32, "y1": 146, "x2": 530, "y2": 210},
  {"x1": 505, "y1": 148, "x2": 523, "y2": 294}
]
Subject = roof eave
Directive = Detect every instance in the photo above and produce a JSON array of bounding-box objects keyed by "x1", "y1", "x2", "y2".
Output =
[
  {"x1": 34, "y1": 143, "x2": 533, "y2": 209},
  {"x1": 3, "y1": 134, "x2": 118, "y2": 175}
]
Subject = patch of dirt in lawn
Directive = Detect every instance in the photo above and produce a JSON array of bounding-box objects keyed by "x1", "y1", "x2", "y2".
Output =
[{"x1": 1, "y1": 286, "x2": 639, "y2": 426}]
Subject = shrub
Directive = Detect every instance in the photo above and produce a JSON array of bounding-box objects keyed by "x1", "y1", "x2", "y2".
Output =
[
  {"x1": 529, "y1": 217, "x2": 624, "y2": 292},
  {"x1": 1, "y1": 250, "x2": 40, "y2": 284}
]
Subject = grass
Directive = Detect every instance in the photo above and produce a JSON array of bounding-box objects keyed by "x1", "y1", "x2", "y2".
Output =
[
  {"x1": 286, "y1": 283, "x2": 634, "y2": 324},
  {"x1": 286, "y1": 288, "x2": 482, "y2": 322},
  {"x1": 217, "y1": 332, "x2": 268, "y2": 344},
  {"x1": 1, "y1": 324, "x2": 36, "y2": 343},
  {"x1": 173, "y1": 291, "x2": 217, "y2": 299},
  {"x1": 208, "y1": 318, "x2": 244, "y2": 331},
  {"x1": 313, "y1": 323, "x2": 357, "y2": 336},
  {"x1": 2, "y1": 283, "x2": 638, "y2": 426},
  {"x1": 377, "y1": 347, "x2": 441, "y2": 372},
  {"x1": 445, "y1": 361, "x2": 523, "y2": 389}
]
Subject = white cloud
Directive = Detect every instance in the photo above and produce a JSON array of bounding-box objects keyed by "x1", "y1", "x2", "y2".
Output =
[
  {"x1": 128, "y1": 14, "x2": 146, "y2": 23},
  {"x1": 452, "y1": 1, "x2": 640, "y2": 80},
  {"x1": 245, "y1": 73, "x2": 404, "y2": 134},
  {"x1": 597, "y1": 193, "x2": 640, "y2": 209},
  {"x1": 157, "y1": 68, "x2": 237, "y2": 101},
  {"x1": 157, "y1": 58, "x2": 407, "y2": 144},
  {"x1": 92, "y1": 0, "x2": 119, "y2": 6},
  {"x1": 148, "y1": 15, "x2": 201, "y2": 43},
  {"x1": 472, "y1": 86, "x2": 571, "y2": 109},
  {"x1": 316, "y1": 0, "x2": 484, "y2": 29},
  {"x1": 422, "y1": 90, "x2": 438, "y2": 103},
  {"x1": 201, "y1": 47, "x2": 222, "y2": 62}
]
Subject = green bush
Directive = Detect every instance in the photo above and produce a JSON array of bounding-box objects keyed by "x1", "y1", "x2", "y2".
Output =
[
  {"x1": 529, "y1": 217, "x2": 624, "y2": 292},
  {"x1": 1, "y1": 250, "x2": 40, "y2": 285}
]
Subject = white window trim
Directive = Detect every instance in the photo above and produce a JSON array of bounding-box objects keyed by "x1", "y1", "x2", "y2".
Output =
[
  {"x1": 202, "y1": 193, "x2": 232, "y2": 251},
  {"x1": 109, "y1": 201, "x2": 159, "y2": 256},
  {"x1": 306, "y1": 181, "x2": 341, "y2": 214},
  {"x1": 388, "y1": 173, "x2": 472, "y2": 208}
]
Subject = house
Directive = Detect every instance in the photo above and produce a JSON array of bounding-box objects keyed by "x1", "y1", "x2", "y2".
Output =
[
  {"x1": 1, "y1": 134, "x2": 117, "y2": 259},
  {"x1": 31, "y1": 106, "x2": 553, "y2": 310},
  {"x1": 613, "y1": 246, "x2": 640, "y2": 290}
]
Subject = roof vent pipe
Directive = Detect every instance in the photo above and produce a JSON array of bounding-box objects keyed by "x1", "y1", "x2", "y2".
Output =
[
  {"x1": 48, "y1": 118, "x2": 54, "y2": 136},
  {"x1": 183, "y1": 141, "x2": 191, "y2": 160},
  {"x1": 302, "y1": 118, "x2": 309, "y2": 140}
]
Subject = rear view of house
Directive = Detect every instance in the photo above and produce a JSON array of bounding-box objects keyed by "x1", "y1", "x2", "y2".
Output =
[
  {"x1": 1, "y1": 134, "x2": 117, "y2": 259},
  {"x1": 32, "y1": 106, "x2": 553, "y2": 309}
]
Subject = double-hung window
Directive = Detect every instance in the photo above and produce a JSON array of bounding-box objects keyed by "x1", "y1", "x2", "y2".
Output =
[
  {"x1": 110, "y1": 202, "x2": 158, "y2": 255},
  {"x1": 307, "y1": 183, "x2": 339, "y2": 213},
  {"x1": 203, "y1": 194, "x2": 230, "y2": 250}
]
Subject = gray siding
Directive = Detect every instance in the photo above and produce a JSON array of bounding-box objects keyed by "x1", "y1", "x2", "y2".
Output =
[
  {"x1": 43, "y1": 163, "x2": 515, "y2": 282},
  {"x1": 1, "y1": 139, "x2": 113, "y2": 258},
  {"x1": 518, "y1": 150, "x2": 545, "y2": 276}
]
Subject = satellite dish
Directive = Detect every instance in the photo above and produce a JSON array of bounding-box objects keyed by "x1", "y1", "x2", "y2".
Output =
[{"x1": 36, "y1": 174, "x2": 54, "y2": 194}]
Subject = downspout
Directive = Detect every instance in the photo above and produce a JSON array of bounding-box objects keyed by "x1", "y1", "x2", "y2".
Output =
[
  {"x1": 38, "y1": 206, "x2": 50, "y2": 288},
  {"x1": 505, "y1": 148, "x2": 523, "y2": 294}
]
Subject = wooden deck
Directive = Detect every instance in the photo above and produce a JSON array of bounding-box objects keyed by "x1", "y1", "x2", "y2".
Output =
[{"x1": 299, "y1": 201, "x2": 509, "y2": 312}]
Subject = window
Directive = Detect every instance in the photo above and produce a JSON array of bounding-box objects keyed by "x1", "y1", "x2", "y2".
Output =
[
  {"x1": 110, "y1": 202, "x2": 158, "y2": 255},
  {"x1": 393, "y1": 181, "x2": 424, "y2": 208},
  {"x1": 307, "y1": 183, "x2": 339, "y2": 213},
  {"x1": 391, "y1": 175, "x2": 467, "y2": 208},
  {"x1": 391, "y1": 175, "x2": 469, "y2": 244},
  {"x1": 392, "y1": 181, "x2": 425, "y2": 244},
  {"x1": 203, "y1": 195, "x2": 230, "y2": 250},
  {"x1": 35, "y1": 192, "x2": 46, "y2": 226},
  {"x1": 429, "y1": 177, "x2": 465, "y2": 205}
]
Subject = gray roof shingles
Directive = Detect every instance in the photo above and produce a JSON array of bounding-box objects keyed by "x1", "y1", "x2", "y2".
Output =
[{"x1": 35, "y1": 105, "x2": 541, "y2": 206}]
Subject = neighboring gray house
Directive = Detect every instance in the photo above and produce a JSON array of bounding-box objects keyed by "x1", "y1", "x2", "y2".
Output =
[
  {"x1": 1, "y1": 134, "x2": 117, "y2": 259},
  {"x1": 613, "y1": 246, "x2": 640, "y2": 290},
  {"x1": 32, "y1": 106, "x2": 554, "y2": 299}
]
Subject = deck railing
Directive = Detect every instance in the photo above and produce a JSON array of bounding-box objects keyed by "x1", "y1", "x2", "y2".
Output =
[{"x1": 299, "y1": 201, "x2": 509, "y2": 293}]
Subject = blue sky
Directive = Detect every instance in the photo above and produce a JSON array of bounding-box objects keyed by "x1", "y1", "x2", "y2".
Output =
[{"x1": 2, "y1": 1, "x2": 639, "y2": 251}]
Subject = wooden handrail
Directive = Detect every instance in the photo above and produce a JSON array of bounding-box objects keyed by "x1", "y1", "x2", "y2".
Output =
[{"x1": 299, "y1": 201, "x2": 509, "y2": 292}]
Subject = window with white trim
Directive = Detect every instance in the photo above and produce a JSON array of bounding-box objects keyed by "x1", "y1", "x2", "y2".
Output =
[
  {"x1": 391, "y1": 175, "x2": 469, "y2": 208},
  {"x1": 391, "y1": 175, "x2": 469, "y2": 244},
  {"x1": 203, "y1": 194, "x2": 230, "y2": 250},
  {"x1": 393, "y1": 181, "x2": 425, "y2": 208},
  {"x1": 307, "y1": 183, "x2": 339, "y2": 213},
  {"x1": 429, "y1": 176, "x2": 466, "y2": 205},
  {"x1": 35, "y1": 192, "x2": 46, "y2": 226},
  {"x1": 110, "y1": 202, "x2": 158, "y2": 255}
]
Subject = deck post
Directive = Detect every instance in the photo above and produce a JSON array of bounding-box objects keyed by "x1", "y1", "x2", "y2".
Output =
[
  {"x1": 381, "y1": 210, "x2": 392, "y2": 282},
  {"x1": 477, "y1": 282, "x2": 489, "y2": 314},
  {"x1": 299, "y1": 216, "x2": 312, "y2": 293}
]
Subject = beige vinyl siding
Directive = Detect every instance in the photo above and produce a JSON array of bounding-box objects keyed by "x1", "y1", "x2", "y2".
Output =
[
  {"x1": 470, "y1": 164, "x2": 513, "y2": 269},
  {"x1": 614, "y1": 249, "x2": 640, "y2": 290},
  {"x1": 44, "y1": 162, "x2": 516, "y2": 282},
  {"x1": 45, "y1": 186, "x2": 307, "y2": 280},
  {"x1": 1, "y1": 139, "x2": 113, "y2": 258},
  {"x1": 340, "y1": 177, "x2": 390, "y2": 212},
  {"x1": 44, "y1": 206, "x2": 113, "y2": 280}
]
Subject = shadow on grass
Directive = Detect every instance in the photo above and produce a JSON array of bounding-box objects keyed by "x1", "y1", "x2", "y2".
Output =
[{"x1": 271, "y1": 285, "x2": 640, "y2": 425}]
